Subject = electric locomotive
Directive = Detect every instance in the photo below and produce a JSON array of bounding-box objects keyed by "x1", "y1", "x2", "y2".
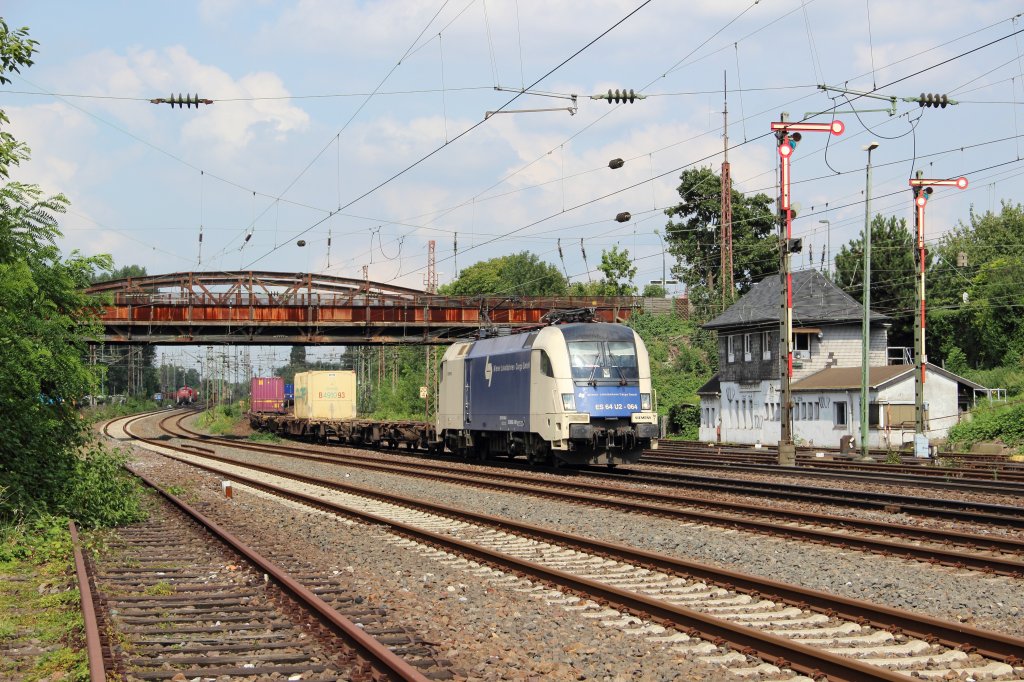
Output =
[{"x1": 436, "y1": 322, "x2": 659, "y2": 466}]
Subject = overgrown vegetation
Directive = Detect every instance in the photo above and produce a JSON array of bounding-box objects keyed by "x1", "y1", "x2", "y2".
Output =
[
  {"x1": 80, "y1": 396, "x2": 161, "y2": 423},
  {"x1": 196, "y1": 402, "x2": 246, "y2": 434},
  {"x1": 0, "y1": 515, "x2": 90, "y2": 681},
  {"x1": 946, "y1": 398, "x2": 1024, "y2": 453},
  {"x1": 628, "y1": 311, "x2": 716, "y2": 438}
]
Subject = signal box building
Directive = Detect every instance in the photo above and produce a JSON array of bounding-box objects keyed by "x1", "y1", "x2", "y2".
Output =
[{"x1": 696, "y1": 270, "x2": 985, "y2": 449}]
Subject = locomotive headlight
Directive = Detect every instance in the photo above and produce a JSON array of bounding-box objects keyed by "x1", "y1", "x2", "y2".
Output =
[
  {"x1": 640, "y1": 393, "x2": 652, "y2": 411},
  {"x1": 561, "y1": 393, "x2": 576, "y2": 411}
]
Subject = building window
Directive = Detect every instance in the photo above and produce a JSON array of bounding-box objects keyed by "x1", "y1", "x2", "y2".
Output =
[
  {"x1": 834, "y1": 401, "x2": 848, "y2": 427},
  {"x1": 761, "y1": 330, "x2": 772, "y2": 360},
  {"x1": 813, "y1": 403, "x2": 820, "y2": 420},
  {"x1": 727, "y1": 335, "x2": 735, "y2": 363},
  {"x1": 743, "y1": 334, "x2": 752, "y2": 362},
  {"x1": 794, "y1": 333, "x2": 812, "y2": 360},
  {"x1": 869, "y1": 402, "x2": 881, "y2": 428}
]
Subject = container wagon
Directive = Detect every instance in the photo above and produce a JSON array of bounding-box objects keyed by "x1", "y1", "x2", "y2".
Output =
[{"x1": 251, "y1": 377, "x2": 286, "y2": 414}]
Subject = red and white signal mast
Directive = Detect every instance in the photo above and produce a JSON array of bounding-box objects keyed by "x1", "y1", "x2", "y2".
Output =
[
  {"x1": 907, "y1": 171, "x2": 968, "y2": 445},
  {"x1": 770, "y1": 116, "x2": 844, "y2": 465}
]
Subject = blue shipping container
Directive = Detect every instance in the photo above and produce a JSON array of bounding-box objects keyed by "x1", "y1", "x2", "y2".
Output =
[{"x1": 284, "y1": 383, "x2": 294, "y2": 400}]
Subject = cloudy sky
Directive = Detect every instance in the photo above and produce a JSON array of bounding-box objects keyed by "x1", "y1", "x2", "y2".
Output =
[{"x1": 5, "y1": 0, "x2": 1024, "y2": 290}]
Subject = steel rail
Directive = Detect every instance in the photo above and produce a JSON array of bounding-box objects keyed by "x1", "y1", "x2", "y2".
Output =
[
  {"x1": 185, "y1": 413, "x2": 1024, "y2": 526},
  {"x1": 97, "y1": 418, "x2": 432, "y2": 682},
  {"x1": 164, "y1": 415, "x2": 1024, "y2": 564},
  {"x1": 131, "y1": 468, "x2": 430, "y2": 682},
  {"x1": 121, "y1": 416, "x2": 1024, "y2": 669},
  {"x1": 123, "y1": 436, "x2": 907, "y2": 680},
  {"x1": 642, "y1": 449, "x2": 1024, "y2": 488},
  {"x1": 638, "y1": 454, "x2": 1024, "y2": 493},
  {"x1": 69, "y1": 522, "x2": 106, "y2": 682}
]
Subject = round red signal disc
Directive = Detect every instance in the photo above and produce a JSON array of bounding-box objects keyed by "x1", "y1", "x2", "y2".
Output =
[
  {"x1": 915, "y1": 195, "x2": 927, "y2": 207},
  {"x1": 956, "y1": 177, "x2": 968, "y2": 189},
  {"x1": 830, "y1": 120, "x2": 845, "y2": 136},
  {"x1": 778, "y1": 144, "x2": 793, "y2": 158}
]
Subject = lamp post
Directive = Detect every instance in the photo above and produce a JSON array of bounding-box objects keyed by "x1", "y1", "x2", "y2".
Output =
[
  {"x1": 860, "y1": 142, "x2": 879, "y2": 461},
  {"x1": 818, "y1": 219, "x2": 831, "y2": 274}
]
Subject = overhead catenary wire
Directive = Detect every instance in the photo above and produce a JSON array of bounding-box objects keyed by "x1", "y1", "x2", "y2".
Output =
[{"x1": 241, "y1": 0, "x2": 657, "y2": 270}]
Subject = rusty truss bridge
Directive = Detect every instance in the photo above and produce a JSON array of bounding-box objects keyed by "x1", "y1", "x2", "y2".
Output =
[{"x1": 86, "y1": 271, "x2": 653, "y2": 346}]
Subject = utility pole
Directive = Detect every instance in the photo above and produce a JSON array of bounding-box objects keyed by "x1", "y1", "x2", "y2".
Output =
[
  {"x1": 860, "y1": 142, "x2": 879, "y2": 461},
  {"x1": 770, "y1": 115, "x2": 844, "y2": 466},
  {"x1": 720, "y1": 71, "x2": 734, "y2": 309},
  {"x1": 908, "y1": 171, "x2": 968, "y2": 453},
  {"x1": 424, "y1": 240, "x2": 438, "y2": 423}
]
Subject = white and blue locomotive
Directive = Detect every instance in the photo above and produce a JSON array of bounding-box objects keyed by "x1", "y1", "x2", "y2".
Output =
[{"x1": 436, "y1": 322, "x2": 659, "y2": 466}]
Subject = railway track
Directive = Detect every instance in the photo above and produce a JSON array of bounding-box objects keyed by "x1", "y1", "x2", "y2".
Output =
[
  {"x1": 651, "y1": 441, "x2": 1024, "y2": 481},
  {"x1": 211, "y1": 413, "x2": 1024, "y2": 525},
  {"x1": 108, "y1": 411, "x2": 1024, "y2": 681},
  {"x1": 162, "y1": 414, "x2": 1024, "y2": 578},
  {"x1": 82, "y1": 416, "x2": 450, "y2": 681}
]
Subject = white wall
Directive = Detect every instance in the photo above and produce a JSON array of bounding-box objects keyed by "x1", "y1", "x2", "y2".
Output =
[
  {"x1": 698, "y1": 368, "x2": 962, "y2": 448},
  {"x1": 793, "y1": 324, "x2": 887, "y2": 379}
]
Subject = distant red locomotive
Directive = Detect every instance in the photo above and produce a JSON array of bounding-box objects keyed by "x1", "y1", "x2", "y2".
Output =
[{"x1": 175, "y1": 386, "x2": 198, "y2": 405}]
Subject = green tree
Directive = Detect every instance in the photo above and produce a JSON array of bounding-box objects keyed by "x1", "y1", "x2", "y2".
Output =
[
  {"x1": 597, "y1": 245, "x2": 637, "y2": 295},
  {"x1": 0, "y1": 22, "x2": 142, "y2": 526},
  {"x1": 91, "y1": 263, "x2": 147, "y2": 283},
  {"x1": 439, "y1": 251, "x2": 567, "y2": 296},
  {"x1": 663, "y1": 167, "x2": 776, "y2": 315},
  {"x1": 929, "y1": 203, "x2": 1024, "y2": 369},
  {"x1": 833, "y1": 215, "x2": 921, "y2": 347},
  {"x1": 642, "y1": 283, "x2": 667, "y2": 298}
]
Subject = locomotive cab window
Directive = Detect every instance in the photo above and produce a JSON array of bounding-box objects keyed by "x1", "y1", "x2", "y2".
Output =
[{"x1": 567, "y1": 340, "x2": 638, "y2": 382}]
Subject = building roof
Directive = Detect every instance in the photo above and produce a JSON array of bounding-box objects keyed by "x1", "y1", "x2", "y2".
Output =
[
  {"x1": 696, "y1": 373, "x2": 721, "y2": 395},
  {"x1": 791, "y1": 365, "x2": 912, "y2": 391},
  {"x1": 703, "y1": 269, "x2": 889, "y2": 331},
  {"x1": 791, "y1": 364, "x2": 988, "y2": 392}
]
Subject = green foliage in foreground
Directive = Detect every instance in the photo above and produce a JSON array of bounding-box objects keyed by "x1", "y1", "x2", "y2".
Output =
[
  {"x1": 0, "y1": 515, "x2": 89, "y2": 681},
  {"x1": 1, "y1": 438, "x2": 146, "y2": 530},
  {"x1": 946, "y1": 398, "x2": 1024, "y2": 453}
]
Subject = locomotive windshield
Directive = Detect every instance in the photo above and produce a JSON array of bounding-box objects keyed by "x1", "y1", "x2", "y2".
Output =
[{"x1": 567, "y1": 340, "x2": 639, "y2": 382}]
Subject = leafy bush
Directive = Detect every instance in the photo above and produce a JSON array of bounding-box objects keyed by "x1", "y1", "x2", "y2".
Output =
[
  {"x1": 58, "y1": 444, "x2": 146, "y2": 529},
  {"x1": 196, "y1": 404, "x2": 244, "y2": 434},
  {"x1": 0, "y1": 513, "x2": 73, "y2": 563},
  {"x1": 947, "y1": 398, "x2": 1024, "y2": 452}
]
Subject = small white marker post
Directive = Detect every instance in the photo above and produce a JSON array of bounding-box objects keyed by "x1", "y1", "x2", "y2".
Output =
[{"x1": 221, "y1": 481, "x2": 233, "y2": 499}]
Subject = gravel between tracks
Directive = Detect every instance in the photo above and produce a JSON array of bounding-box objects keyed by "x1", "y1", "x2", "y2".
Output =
[
  {"x1": 119, "y1": 421, "x2": 740, "y2": 681},
  {"x1": 122, "y1": 412, "x2": 1024, "y2": 673}
]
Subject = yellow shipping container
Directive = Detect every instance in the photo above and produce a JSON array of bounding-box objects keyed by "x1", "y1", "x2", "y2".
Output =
[{"x1": 294, "y1": 370, "x2": 357, "y2": 420}]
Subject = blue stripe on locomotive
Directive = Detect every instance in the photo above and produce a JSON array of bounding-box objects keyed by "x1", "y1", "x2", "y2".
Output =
[
  {"x1": 573, "y1": 385, "x2": 642, "y2": 417},
  {"x1": 464, "y1": 336, "x2": 531, "y2": 432}
]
